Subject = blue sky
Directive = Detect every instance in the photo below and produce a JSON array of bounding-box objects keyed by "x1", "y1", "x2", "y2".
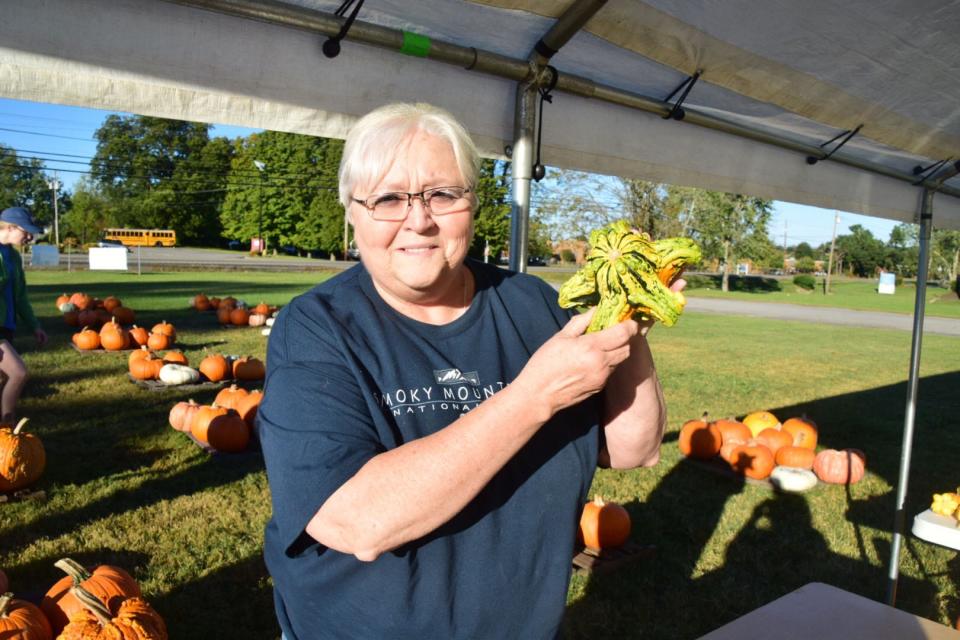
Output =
[{"x1": 0, "y1": 97, "x2": 901, "y2": 247}]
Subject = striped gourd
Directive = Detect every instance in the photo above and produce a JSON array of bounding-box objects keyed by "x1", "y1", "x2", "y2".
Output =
[{"x1": 558, "y1": 220, "x2": 701, "y2": 332}]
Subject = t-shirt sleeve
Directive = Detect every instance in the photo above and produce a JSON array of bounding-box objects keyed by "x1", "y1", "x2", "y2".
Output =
[{"x1": 258, "y1": 300, "x2": 384, "y2": 557}]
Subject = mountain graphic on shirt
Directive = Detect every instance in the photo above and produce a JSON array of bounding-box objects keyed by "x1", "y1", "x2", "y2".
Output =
[{"x1": 434, "y1": 368, "x2": 480, "y2": 386}]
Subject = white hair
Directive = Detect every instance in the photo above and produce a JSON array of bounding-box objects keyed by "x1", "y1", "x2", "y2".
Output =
[{"x1": 338, "y1": 103, "x2": 480, "y2": 212}]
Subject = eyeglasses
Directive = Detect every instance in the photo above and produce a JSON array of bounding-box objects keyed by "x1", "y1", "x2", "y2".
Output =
[{"x1": 351, "y1": 186, "x2": 472, "y2": 221}]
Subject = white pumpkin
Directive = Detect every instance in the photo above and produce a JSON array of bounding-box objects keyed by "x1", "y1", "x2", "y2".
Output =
[
  {"x1": 769, "y1": 466, "x2": 818, "y2": 493},
  {"x1": 265, "y1": 317, "x2": 275, "y2": 327},
  {"x1": 59, "y1": 302, "x2": 77, "y2": 313},
  {"x1": 158, "y1": 363, "x2": 201, "y2": 385},
  {"x1": 248, "y1": 313, "x2": 268, "y2": 327}
]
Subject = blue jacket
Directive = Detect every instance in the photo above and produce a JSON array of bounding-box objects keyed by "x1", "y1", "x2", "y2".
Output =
[{"x1": 0, "y1": 245, "x2": 40, "y2": 333}]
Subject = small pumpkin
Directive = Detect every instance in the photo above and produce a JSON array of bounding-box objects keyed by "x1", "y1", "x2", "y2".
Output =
[
  {"x1": 129, "y1": 354, "x2": 163, "y2": 381},
  {"x1": 719, "y1": 437, "x2": 748, "y2": 464},
  {"x1": 161, "y1": 351, "x2": 188, "y2": 366},
  {"x1": 128, "y1": 346, "x2": 154, "y2": 368},
  {"x1": 73, "y1": 327, "x2": 101, "y2": 351},
  {"x1": 235, "y1": 390, "x2": 263, "y2": 430},
  {"x1": 69, "y1": 292, "x2": 91, "y2": 311},
  {"x1": 813, "y1": 448, "x2": 866, "y2": 484},
  {"x1": 192, "y1": 293, "x2": 210, "y2": 310},
  {"x1": 0, "y1": 418, "x2": 46, "y2": 493},
  {"x1": 102, "y1": 296, "x2": 122, "y2": 313},
  {"x1": 247, "y1": 313, "x2": 268, "y2": 327},
  {"x1": 199, "y1": 354, "x2": 230, "y2": 382},
  {"x1": 232, "y1": 356, "x2": 265, "y2": 381},
  {"x1": 56, "y1": 293, "x2": 71, "y2": 309},
  {"x1": 678, "y1": 412, "x2": 722, "y2": 460},
  {"x1": 220, "y1": 296, "x2": 237, "y2": 308},
  {"x1": 742, "y1": 411, "x2": 781, "y2": 438},
  {"x1": 781, "y1": 415, "x2": 818, "y2": 450},
  {"x1": 208, "y1": 296, "x2": 221, "y2": 310},
  {"x1": 41, "y1": 558, "x2": 142, "y2": 635},
  {"x1": 216, "y1": 306, "x2": 234, "y2": 325},
  {"x1": 229, "y1": 307, "x2": 250, "y2": 326},
  {"x1": 0, "y1": 592, "x2": 53, "y2": 640},
  {"x1": 168, "y1": 399, "x2": 202, "y2": 433},
  {"x1": 150, "y1": 321, "x2": 176, "y2": 342},
  {"x1": 98, "y1": 320, "x2": 130, "y2": 351},
  {"x1": 756, "y1": 427, "x2": 792, "y2": 457},
  {"x1": 158, "y1": 364, "x2": 201, "y2": 386},
  {"x1": 769, "y1": 466, "x2": 818, "y2": 493},
  {"x1": 146, "y1": 331, "x2": 172, "y2": 351},
  {"x1": 579, "y1": 496, "x2": 631, "y2": 550},
  {"x1": 111, "y1": 306, "x2": 135, "y2": 325},
  {"x1": 728, "y1": 441, "x2": 776, "y2": 480},
  {"x1": 59, "y1": 301, "x2": 77, "y2": 314},
  {"x1": 57, "y1": 583, "x2": 166, "y2": 640},
  {"x1": 775, "y1": 445, "x2": 816, "y2": 469},
  {"x1": 191, "y1": 405, "x2": 250, "y2": 453},
  {"x1": 127, "y1": 325, "x2": 149, "y2": 347},
  {"x1": 714, "y1": 418, "x2": 752, "y2": 445},
  {"x1": 214, "y1": 384, "x2": 249, "y2": 411},
  {"x1": 252, "y1": 302, "x2": 270, "y2": 316}
]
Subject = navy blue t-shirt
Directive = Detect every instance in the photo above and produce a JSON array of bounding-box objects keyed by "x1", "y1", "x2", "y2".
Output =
[{"x1": 259, "y1": 259, "x2": 600, "y2": 639}]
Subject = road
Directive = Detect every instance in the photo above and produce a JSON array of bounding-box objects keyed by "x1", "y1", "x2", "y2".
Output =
[{"x1": 42, "y1": 248, "x2": 960, "y2": 336}]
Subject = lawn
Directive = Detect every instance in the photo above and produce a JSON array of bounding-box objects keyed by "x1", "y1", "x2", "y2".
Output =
[{"x1": 2, "y1": 268, "x2": 959, "y2": 639}]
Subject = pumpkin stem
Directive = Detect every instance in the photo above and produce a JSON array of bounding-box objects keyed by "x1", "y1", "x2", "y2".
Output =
[
  {"x1": 0, "y1": 592, "x2": 12, "y2": 617},
  {"x1": 11, "y1": 418, "x2": 29, "y2": 435},
  {"x1": 700, "y1": 411, "x2": 710, "y2": 421},
  {"x1": 593, "y1": 496, "x2": 606, "y2": 507},
  {"x1": 70, "y1": 584, "x2": 113, "y2": 626},
  {"x1": 54, "y1": 557, "x2": 93, "y2": 584}
]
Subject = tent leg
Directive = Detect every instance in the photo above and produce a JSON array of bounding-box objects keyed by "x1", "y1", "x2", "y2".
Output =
[
  {"x1": 886, "y1": 187, "x2": 934, "y2": 606},
  {"x1": 509, "y1": 81, "x2": 537, "y2": 273}
]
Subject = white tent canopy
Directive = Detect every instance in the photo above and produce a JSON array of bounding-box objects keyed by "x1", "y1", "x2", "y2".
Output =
[
  {"x1": 2, "y1": 0, "x2": 959, "y2": 229},
  {"x1": 3, "y1": 0, "x2": 958, "y2": 608}
]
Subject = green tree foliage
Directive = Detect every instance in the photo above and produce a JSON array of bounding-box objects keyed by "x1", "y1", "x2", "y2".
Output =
[
  {"x1": 794, "y1": 242, "x2": 815, "y2": 259},
  {"x1": 0, "y1": 144, "x2": 59, "y2": 228},
  {"x1": 689, "y1": 192, "x2": 773, "y2": 291},
  {"x1": 220, "y1": 131, "x2": 343, "y2": 255},
  {"x1": 470, "y1": 159, "x2": 512, "y2": 261},
  {"x1": 61, "y1": 179, "x2": 114, "y2": 246},
  {"x1": 834, "y1": 224, "x2": 886, "y2": 277},
  {"x1": 90, "y1": 115, "x2": 233, "y2": 244}
]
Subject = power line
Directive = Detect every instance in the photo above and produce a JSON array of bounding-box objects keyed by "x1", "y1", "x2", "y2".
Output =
[{"x1": 0, "y1": 126, "x2": 94, "y2": 141}]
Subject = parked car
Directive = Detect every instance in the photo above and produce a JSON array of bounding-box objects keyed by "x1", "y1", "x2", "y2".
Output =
[
  {"x1": 346, "y1": 244, "x2": 361, "y2": 260},
  {"x1": 527, "y1": 256, "x2": 547, "y2": 267},
  {"x1": 96, "y1": 239, "x2": 131, "y2": 252}
]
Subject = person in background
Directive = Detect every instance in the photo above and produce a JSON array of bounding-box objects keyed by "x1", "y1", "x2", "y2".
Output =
[
  {"x1": 0, "y1": 206, "x2": 48, "y2": 423},
  {"x1": 258, "y1": 103, "x2": 681, "y2": 639}
]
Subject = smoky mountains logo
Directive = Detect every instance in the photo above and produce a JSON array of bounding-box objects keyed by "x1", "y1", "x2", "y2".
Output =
[{"x1": 433, "y1": 368, "x2": 480, "y2": 386}]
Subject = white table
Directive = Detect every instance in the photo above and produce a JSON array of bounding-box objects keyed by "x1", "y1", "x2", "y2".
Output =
[
  {"x1": 913, "y1": 509, "x2": 960, "y2": 551},
  {"x1": 699, "y1": 582, "x2": 960, "y2": 639}
]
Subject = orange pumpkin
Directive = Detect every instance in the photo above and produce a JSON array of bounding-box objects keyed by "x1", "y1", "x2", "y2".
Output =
[
  {"x1": 128, "y1": 325, "x2": 149, "y2": 348},
  {"x1": 579, "y1": 496, "x2": 631, "y2": 550},
  {"x1": 719, "y1": 437, "x2": 748, "y2": 463},
  {"x1": 128, "y1": 346, "x2": 153, "y2": 368},
  {"x1": 252, "y1": 302, "x2": 270, "y2": 316},
  {"x1": 41, "y1": 558, "x2": 141, "y2": 635},
  {"x1": 129, "y1": 355, "x2": 162, "y2": 381},
  {"x1": 229, "y1": 307, "x2": 250, "y2": 326},
  {"x1": 73, "y1": 328, "x2": 101, "y2": 351},
  {"x1": 168, "y1": 399, "x2": 201, "y2": 433},
  {"x1": 775, "y1": 445, "x2": 816, "y2": 469},
  {"x1": 220, "y1": 296, "x2": 237, "y2": 308},
  {"x1": 813, "y1": 449, "x2": 866, "y2": 484},
  {"x1": 714, "y1": 418, "x2": 752, "y2": 445},
  {"x1": 161, "y1": 351, "x2": 188, "y2": 366},
  {"x1": 150, "y1": 321, "x2": 176, "y2": 342},
  {"x1": 0, "y1": 418, "x2": 46, "y2": 493},
  {"x1": 0, "y1": 592, "x2": 52, "y2": 640},
  {"x1": 111, "y1": 306, "x2": 135, "y2": 325},
  {"x1": 56, "y1": 293, "x2": 71, "y2": 309},
  {"x1": 742, "y1": 411, "x2": 780, "y2": 438},
  {"x1": 199, "y1": 354, "x2": 230, "y2": 382},
  {"x1": 729, "y1": 442, "x2": 776, "y2": 479},
  {"x1": 214, "y1": 384, "x2": 249, "y2": 411},
  {"x1": 146, "y1": 332, "x2": 172, "y2": 351},
  {"x1": 781, "y1": 415, "x2": 818, "y2": 450},
  {"x1": 208, "y1": 296, "x2": 221, "y2": 310},
  {"x1": 678, "y1": 413, "x2": 722, "y2": 459},
  {"x1": 756, "y1": 428, "x2": 792, "y2": 457},
  {"x1": 69, "y1": 292, "x2": 91, "y2": 311},
  {"x1": 235, "y1": 390, "x2": 263, "y2": 430},
  {"x1": 216, "y1": 306, "x2": 234, "y2": 325},
  {"x1": 102, "y1": 296, "x2": 122, "y2": 313},
  {"x1": 191, "y1": 406, "x2": 250, "y2": 453},
  {"x1": 232, "y1": 356, "x2": 265, "y2": 381},
  {"x1": 193, "y1": 293, "x2": 210, "y2": 311},
  {"x1": 56, "y1": 584, "x2": 166, "y2": 640}
]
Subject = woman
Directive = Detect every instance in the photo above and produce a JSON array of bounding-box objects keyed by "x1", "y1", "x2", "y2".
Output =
[
  {"x1": 0, "y1": 207, "x2": 47, "y2": 424},
  {"x1": 259, "y1": 103, "x2": 678, "y2": 639}
]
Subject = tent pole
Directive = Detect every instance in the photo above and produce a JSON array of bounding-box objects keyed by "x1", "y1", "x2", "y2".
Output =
[
  {"x1": 509, "y1": 82, "x2": 537, "y2": 274},
  {"x1": 886, "y1": 188, "x2": 933, "y2": 606}
]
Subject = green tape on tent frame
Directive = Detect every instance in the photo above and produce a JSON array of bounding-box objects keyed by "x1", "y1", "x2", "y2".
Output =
[{"x1": 400, "y1": 31, "x2": 431, "y2": 58}]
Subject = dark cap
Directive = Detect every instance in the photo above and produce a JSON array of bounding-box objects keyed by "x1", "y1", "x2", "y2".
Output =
[{"x1": 0, "y1": 207, "x2": 42, "y2": 235}]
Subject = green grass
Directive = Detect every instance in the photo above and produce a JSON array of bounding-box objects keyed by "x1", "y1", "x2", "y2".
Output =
[{"x1": 1, "y1": 268, "x2": 959, "y2": 639}]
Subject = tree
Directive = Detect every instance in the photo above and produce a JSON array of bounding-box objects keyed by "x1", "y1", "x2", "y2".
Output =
[
  {"x1": 834, "y1": 225, "x2": 885, "y2": 277},
  {"x1": 470, "y1": 159, "x2": 512, "y2": 261},
  {"x1": 90, "y1": 115, "x2": 232, "y2": 244},
  {"x1": 931, "y1": 229, "x2": 960, "y2": 285},
  {"x1": 61, "y1": 179, "x2": 114, "y2": 246},
  {"x1": 794, "y1": 242, "x2": 815, "y2": 259},
  {"x1": 689, "y1": 192, "x2": 773, "y2": 291},
  {"x1": 0, "y1": 144, "x2": 59, "y2": 229}
]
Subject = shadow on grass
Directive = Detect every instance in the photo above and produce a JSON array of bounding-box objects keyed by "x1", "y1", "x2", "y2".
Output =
[
  {"x1": 564, "y1": 371, "x2": 959, "y2": 638},
  {"x1": 151, "y1": 554, "x2": 277, "y2": 640}
]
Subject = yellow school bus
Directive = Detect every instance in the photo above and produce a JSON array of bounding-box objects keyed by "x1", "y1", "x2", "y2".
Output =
[{"x1": 101, "y1": 228, "x2": 177, "y2": 247}]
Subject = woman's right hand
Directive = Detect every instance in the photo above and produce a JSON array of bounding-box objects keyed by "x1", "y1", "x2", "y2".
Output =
[{"x1": 515, "y1": 309, "x2": 639, "y2": 419}]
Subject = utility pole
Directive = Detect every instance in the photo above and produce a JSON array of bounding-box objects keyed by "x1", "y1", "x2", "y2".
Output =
[
  {"x1": 782, "y1": 220, "x2": 789, "y2": 273},
  {"x1": 825, "y1": 211, "x2": 840, "y2": 294},
  {"x1": 47, "y1": 175, "x2": 61, "y2": 245},
  {"x1": 253, "y1": 160, "x2": 266, "y2": 255}
]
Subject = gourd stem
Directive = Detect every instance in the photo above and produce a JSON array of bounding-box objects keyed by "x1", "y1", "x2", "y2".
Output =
[
  {"x1": 70, "y1": 584, "x2": 113, "y2": 626},
  {"x1": 0, "y1": 592, "x2": 11, "y2": 617},
  {"x1": 54, "y1": 557, "x2": 93, "y2": 584},
  {"x1": 12, "y1": 418, "x2": 29, "y2": 435}
]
